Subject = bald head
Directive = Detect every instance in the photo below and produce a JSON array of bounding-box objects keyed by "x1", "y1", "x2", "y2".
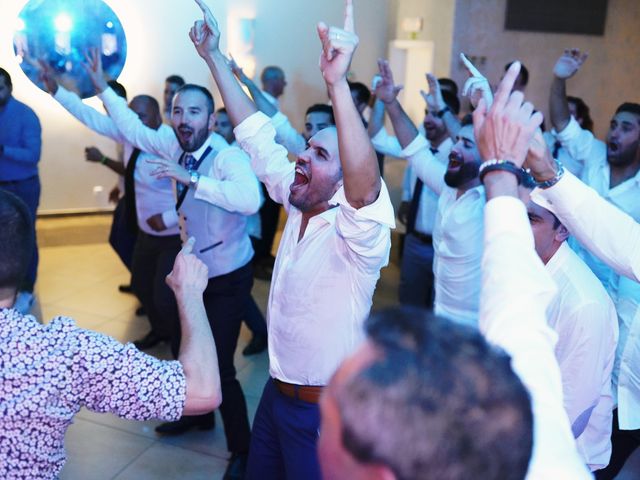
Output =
[
  {"x1": 261, "y1": 66, "x2": 287, "y2": 98},
  {"x1": 129, "y1": 95, "x2": 162, "y2": 130}
]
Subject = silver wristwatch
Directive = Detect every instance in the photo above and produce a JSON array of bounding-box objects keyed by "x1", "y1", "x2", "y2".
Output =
[{"x1": 189, "y1": 171, "x2": 201, "y2": 189}]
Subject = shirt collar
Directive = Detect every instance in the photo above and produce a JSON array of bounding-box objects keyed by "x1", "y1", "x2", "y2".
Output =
[{"x1": 545, "y1": 241, "x2": 571, "y2": 276}]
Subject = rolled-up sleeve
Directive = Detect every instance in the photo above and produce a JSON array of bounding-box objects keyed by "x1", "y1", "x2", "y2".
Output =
[
  {"x1": 554, "y1": 116, "x2": 605, "y2": 167},
  {"x1": 371, "y1": 127, "x2": 403, "y2": 158},
  {"x1": 235, "y1": 112, "x2": 294, "y2": 208},
  {"x1": 332, "y1": 180, "x2": 395, "y2": 273},
  {"x1": 400, "y1": 134, "x2": 445, "y2": 196}
]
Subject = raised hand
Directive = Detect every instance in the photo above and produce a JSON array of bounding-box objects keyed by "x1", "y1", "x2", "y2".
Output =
[
  {"x1": 553, "y1": 49, "x2": 588, "y2": 80},
  {"x1": 473, "y1": 61, "x2": 543, "y2": 168},
  {"x1": 228, "y1": 56, "x2": 250, "y2": 85},
  {"x1": 190, "y1": 0, "x2": 221, "y2": 59},
  {"x1": 422, "y1": 73, "x2": 445, "y2": 112},
  {"x1": 38, "y1": 60, "x2": 58, "y2": 95},
  {"x1": 374, "y1": 59, "x2": 403, "y2": 104},
  {"x1": 460, "y1": 53, "x2": 492, "y2": 109},
  {"x1": 317, "y1": 0, "x2": 359, "y2": 86},
  {"x1": 166, "y1": 237, "x2": 209, "y2": 296},
  {"x1": 82, "y1": 48, "x2": 108, "y2": 94}
]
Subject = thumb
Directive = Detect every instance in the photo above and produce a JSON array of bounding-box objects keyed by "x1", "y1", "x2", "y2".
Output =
[{"x1": 317, "y1": 22, "x2": 330, "y2": 44}]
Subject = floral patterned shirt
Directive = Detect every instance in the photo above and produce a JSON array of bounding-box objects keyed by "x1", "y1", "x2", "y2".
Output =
[{"x1": 0, "y1": 308, "x2": 186, "y2": 479}]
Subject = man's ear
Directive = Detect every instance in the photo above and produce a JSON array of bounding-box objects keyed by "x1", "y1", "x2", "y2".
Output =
[
  {"x1": 555, "y1": 223, "x2": 570, "y2": 243},
  {"x1": 208, "y1": 112, "x2": 216, "y2": 131}
]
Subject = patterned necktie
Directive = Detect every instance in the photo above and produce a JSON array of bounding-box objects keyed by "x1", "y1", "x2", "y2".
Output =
[
  {"x1": 177, "y1": 153, "x2": 196, "y2": 197},
  {"x1": 406, "y1": 147, "x2": 438, "y2": 234}
]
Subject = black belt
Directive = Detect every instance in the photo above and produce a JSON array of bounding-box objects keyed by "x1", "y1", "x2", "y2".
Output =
[{"x1": 410, "y1": 231, "x2": 433, "y2": 244}]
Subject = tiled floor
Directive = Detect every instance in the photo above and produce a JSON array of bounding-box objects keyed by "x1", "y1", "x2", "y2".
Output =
[{"x1": 30, "y1": 214, "x2": 640, "y2": 479}]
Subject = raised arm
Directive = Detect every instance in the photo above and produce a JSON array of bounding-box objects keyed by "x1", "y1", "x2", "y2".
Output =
[
  {"x1": 191, "y1": 0, "x2": 258, "y2": 127},
  {"x1": 167, "y1": 238, "x2": 222, "y2": 414},
  {"x1": 424, "y1": 73, "x2": 460, "y2": 141},
  {"x1": 229, "y1": 58, "x2": 278, "y2": 118},
  {"x1": 550, "y1": 49, "x2": 588, "y2": 133},
  {"x1": 475, "y1": 61, "x2": 591, "y2": 479},
  {"x1": 317, "y1": 0, "x2": 380, "y2": 207}
]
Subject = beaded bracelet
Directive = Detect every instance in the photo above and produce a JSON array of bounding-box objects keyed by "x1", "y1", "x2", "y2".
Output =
[{"x1": 478, "y1": 159, "x2": 525, "y2": 185}]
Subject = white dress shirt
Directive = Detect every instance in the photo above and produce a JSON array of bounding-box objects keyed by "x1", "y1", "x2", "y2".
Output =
[
  {"x1": 402, "y1": 134, "x2": 484, "y2": 326},
  {"x1": 541, "y1": 117, "x2": 640, "y2": 431},
  {"x1": 271, "y1": 111, "x2": 306, "y2": 155},
  {"x1": 545, "y1": 242, "x2": 618, "y2": 470},
  {"x1": 480, "y1": 196, "x2": 591, "y2": 479},
  {"x1": 98, "y1": 87, "x2": 261, "y2": 277},
  {"x1": 54, "y1": 86, "x2": 179, "y2": 235},
  {"x1": 235, "y1": 112, "x2": 395, "y2": 386}
]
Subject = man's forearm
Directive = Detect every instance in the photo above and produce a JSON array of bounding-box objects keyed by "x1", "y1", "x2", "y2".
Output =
[
  {"x1": 367, "y1": 98, "x2": 385, "y2": 138},
  {"x1": 176, "y1": 289, "x2": 221, "y2": 414},
  {"x1": 244, "y1": 79, "x2": 278, "y2": 118},
  {"x1": 204, "y1": 52, "x2": 258, "y2": 127},
  {"x1": 330, "y1": 79, "x2": 380, "y2": 208},
  {"x1": 441, "y1": 110, "x2": 461, "y2": 141},
  {"x1": 386, "y1": 100, "x2": 419, "y2": 149},
  {"x1": 549, "y1": 77, "x2": 570, "y2": 133},
  {"x1": 102, "y1": 156, "x2": 125, "y2": 175}
]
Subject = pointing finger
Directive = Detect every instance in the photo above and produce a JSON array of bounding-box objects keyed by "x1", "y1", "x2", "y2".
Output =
[
  {"x1": 460, "y1": 53, "x2": 482, "y2": 78},
  {"x1": 343, "y1": 0, "x2": 355, "y2": 33}
]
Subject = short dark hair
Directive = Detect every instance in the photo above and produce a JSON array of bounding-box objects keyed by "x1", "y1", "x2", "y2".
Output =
[
  {"x1": 0, "y1": 67, "x2": 12, "y2": 88},
  {"x1": 615, "y1": 103, "x2": 640, "y2": 126},
  {"x1": 261, "y1": 66, "x2": 284, "y2": 84},
  {"x1": 166, "y1": 75, "x2": 185, "y2": 87},
  {"x1": 216, "y1": 107, "x2": 227, "y2": 115},
  {"x1": 107, "y1": 80, "x2": 127, "y2": 100},
  {"x1": 0, "y1": 190, "x2": 34, "y2": 290},
  {"x1": 335, "y1": 306, "x2": 533, "y2": 480},
  {"x1": 305, "y1": 104, "x2": 335, "y2": 124},
  {"x1": 442, "y1": 90, "x2": 461, "y2": 115},
  {"x1": 348, "y1": 81, "x2": 371, "y2": 106},
  {"x1": 505, "y1": 61, "x2": 529, "y2": 87},
  {"x1": 175, "y1": 84, "x2": 215, "y2": 115},
  {"x1": 438, "y1": 77, "x2": 459, "y2": 96},
  {"x1": 460, "y1": 113, "x2": 473, "y2": 127},
  {"x1": 567, "y1": 96, "x2": 593, "y2": 132},
  {"x1": 131, "y1": 95, "x2": 160, "y2": 115}
]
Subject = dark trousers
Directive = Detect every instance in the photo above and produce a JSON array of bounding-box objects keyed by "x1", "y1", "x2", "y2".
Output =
[
  {"x1": 595, "y1": 408, "x2": 640, "y2": 479},
  {"x1": 399, "y1": 233, "x2": 435, "y2": 308},
  {"x1": 246, "y1": 379, "x2": 321, "y2": 480},
  {"x1": 171, "y1": 262, "x2": 253, "y2": 454},
  {"x1": 131, "y1": 232, "x2": 181, "y2": 339},
  {"x1": 109, "y1": 197, "x2": 137, "y2": 272},
  {"x1": 0, "y1": 176, "x2": 40, "y2": 291},
  {"x1": 253, "y1": 184, "x2": 280, "y2": 260}
]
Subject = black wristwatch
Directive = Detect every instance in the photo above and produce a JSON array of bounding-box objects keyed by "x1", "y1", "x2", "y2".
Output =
[{"x1": 436, "y1": 106, "x2": 451, "y2": 118}]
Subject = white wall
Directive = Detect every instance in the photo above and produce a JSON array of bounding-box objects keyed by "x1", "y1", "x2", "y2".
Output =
[
  {"x1": 450, "y1": 0, "x2": 640, "y2": 139},
  {"x1": 1, "y1": 0, "x2": 391, "y2": 213}
]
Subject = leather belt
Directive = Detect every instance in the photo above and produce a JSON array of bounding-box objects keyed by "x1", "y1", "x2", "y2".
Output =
[
  {"x1": 273, "y1": 378, "x2": 324, "y2": 404},
  {"x1": 410, "y1": 231, "x2": 433, "y2": 244}
]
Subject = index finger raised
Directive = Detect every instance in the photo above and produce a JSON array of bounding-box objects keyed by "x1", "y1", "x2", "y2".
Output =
[
  {"x1": 193, "y1": 0, "x2": 218, "y2": 29},
  {"x1": 493, "y1": 60, "x2": 520, "y2": 111},
  {"x1": 343, "y1": 0, "x2": 355, "y2": 33},
  {"x1": 460, "y1": 53, "x2": 482, "y2": 78}
]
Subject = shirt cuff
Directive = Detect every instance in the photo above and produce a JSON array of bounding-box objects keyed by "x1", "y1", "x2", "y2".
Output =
[
  {"x1": 330, "y1": 180, "x2": 396, "y2": 229},
  {"x1": 530, "y1": 170, "x2": 585, "y2": 218},
  {"x1": 161, "y1": 209, "x2": 179, "y2": 229},
  {"x1": 53, "y1": 85, "x2": 73, "y2": 103},
  {"x1": 484, "y1": 196, "x2": 533, "y2": 247},
  {"x1": 370, "y1": 127, "x2": 390, "y2": 146},
  {"x1": 234, "y1": 112, "x2": 272, "y2": 143},
  {"x1": 400, "y1": 134, "x2": 429, "y2": 158},
  {"x1": 554, "y1": 116, "x2": 581, "y2": 143}
]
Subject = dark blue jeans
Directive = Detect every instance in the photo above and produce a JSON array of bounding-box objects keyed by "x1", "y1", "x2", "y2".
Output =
[
  {"x1": 246, "y1": 379, "x2": 321, "y2": 480},
  {"x1": 0, "y1": 175, "x2": 40, "y2": 291}
]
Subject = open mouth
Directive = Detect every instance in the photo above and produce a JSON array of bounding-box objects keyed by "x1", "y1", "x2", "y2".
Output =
[
  {"x1": 290, "y1": 166, "x2": 310, "y2": 193},
  {"x1": 608, "y1": 141, "x2": 619, "y2": 154},
  {"x1": 447, "y1": 153, "x2": 463, "y2": 169},
  {"x1": 178, "y1": 126, "x2": 194, "y2": 143}
]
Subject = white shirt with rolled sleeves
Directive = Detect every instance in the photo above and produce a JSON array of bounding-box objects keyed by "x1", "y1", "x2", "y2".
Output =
[
  {"x1": 543, "y1": 116, "x2": 640, "y2": 431},
  {"x1": 53, "y1": 86, "x2": 180, "y2": 235},
  {"x1": 98, "y1": 87, "x2": 262, "y2": 277},
  {"x1": 480, "y1": 197, "x2": 591, "y2": 479},
  {"x1": 544, "y1": 242, "x2": 618, "y2": 470},
  {"x1": 401, "y1": 134, "x2": 484, "y2": 326},
  {"x1": 234, "y1": 112, "x2": 395, "y2": 386}
]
